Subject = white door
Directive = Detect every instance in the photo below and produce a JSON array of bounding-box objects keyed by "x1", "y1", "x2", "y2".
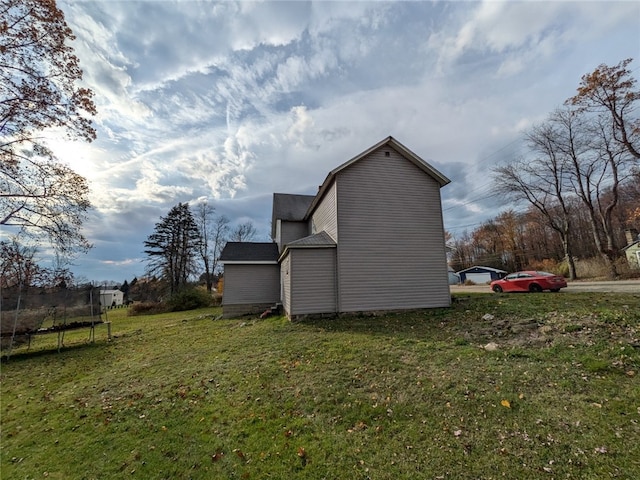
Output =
[{"x1": 465, "y1": 272, "x2": 491, "y2": 284}]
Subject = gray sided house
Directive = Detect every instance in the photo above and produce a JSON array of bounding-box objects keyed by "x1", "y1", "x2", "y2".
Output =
[{"x1": 220, "y1": 136, "x2": 452, "y2": 319}]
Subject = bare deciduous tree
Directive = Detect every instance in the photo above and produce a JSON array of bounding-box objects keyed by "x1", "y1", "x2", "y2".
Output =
[
  {"x1": 1, "y1": 0, "x2": 96, "y2": 150},
  {"x1": 0, "y1": 147, "x2": 92, "y2": 253},
  {"x1": 193, "y1": 201, "x2": 230, "y2": 293},
  {"x1": 1, "y1": 0, "x2": 96, "y2": 255},
  {"x1": 230, "y1": 220, "x2": 257, "y2": 242},
  {"x1": 0, "y1": 238, "x2": 44, "y2": 288},
  {"x1": 211, "y1": 215, "x2": 230, "y2": 276},
  {"x1": 493, "y1": 108, "x2": 579, "y2": 279},
  {"x1": 557, "y1": 109, "x2": 635, "y2": 278}
]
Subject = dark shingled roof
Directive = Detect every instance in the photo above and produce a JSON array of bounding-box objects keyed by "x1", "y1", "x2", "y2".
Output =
[
  {"x1": 286, "y1": 231, "x2": 336, "y2": 248},
  {"x1": 219, "y1": 242, "x2": 279, "y2": 263},
  {"x1": 271, "y1": 193, "x2": 315, "y2": 239},
  {"x1": 272, "y1": 193, "x2": 315, "y2": 221}
]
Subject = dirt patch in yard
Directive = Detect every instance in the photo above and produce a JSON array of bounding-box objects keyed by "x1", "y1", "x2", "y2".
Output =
[{"x1": 453, "y1": 309, "x2": 640, "y2": 351}]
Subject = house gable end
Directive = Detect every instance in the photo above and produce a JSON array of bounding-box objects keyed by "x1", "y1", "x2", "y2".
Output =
[{"x1": 304, "y1": 136, "x2": 450, "y2": 220}]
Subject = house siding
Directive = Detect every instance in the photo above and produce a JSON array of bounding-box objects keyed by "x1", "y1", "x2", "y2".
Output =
[
  {"x1": 281, "y1": 255, "x2": 292, "y2": 313},
  {"x1": 311, "y1": 182, "x2": 338, "y2": 241},
  {"x1": 222, "y1": 264, "x2": 280, "y2": 305},
  {"x1": 280, "y1": 221, "x2": 309, "y2": 251},
  {"x1": 335, "y1": 148, "x2": 450, "y2": 312},
  {"x1": 289, "y1": 248, "x2": 337, "y2": 316}
]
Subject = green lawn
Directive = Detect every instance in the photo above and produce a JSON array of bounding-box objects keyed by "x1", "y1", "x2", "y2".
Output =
[{"x1": 2, "y1": 292, "x2": 639, "y2": 479}]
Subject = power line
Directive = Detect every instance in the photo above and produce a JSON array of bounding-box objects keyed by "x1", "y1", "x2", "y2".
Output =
[
  {"x1": 441, "y1": 138, "x2": 522, "y2": 213},
  {"x1": 445, "y1": 221, "x2": 485, "y2": 231},
  {"x1": 443, "y1": 191, "x2": 500, "y2": 212}
]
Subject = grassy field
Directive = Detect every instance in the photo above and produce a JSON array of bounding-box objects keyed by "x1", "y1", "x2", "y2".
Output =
[{"x1": 1, "y1": 292, "x2": 639, "y2": 479}]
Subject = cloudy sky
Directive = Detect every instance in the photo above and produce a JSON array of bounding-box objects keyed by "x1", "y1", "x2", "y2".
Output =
[{"x1": 46, "y1": 0, "x2": 639, "y2": 283}]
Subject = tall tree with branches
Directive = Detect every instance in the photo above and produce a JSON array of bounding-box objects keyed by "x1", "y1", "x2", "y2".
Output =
[
  {"x1": 568, "y1": 58, "x2": 640, "y2": 159},
  {"x1": 493, "y1": 108, "x2": 579, "y2": 279},
  {"x1": 144, "y1": 203, "x2": 200, "y2": 295},
  {"x1": 230, "y1": 221, "x2": 257, "y2": 242},
  {"x1": 0, "y1": 0, "x2": 96, "y2": 255},
  {"x1": 193, "y1": 201, "x2": 230, "y2": 293},
  {"x1": 560, "y1": 113, "x2": 634, "y2": 278},
  {"x1": 193, "y1": 202, "x2": 215, "y2": 293}
]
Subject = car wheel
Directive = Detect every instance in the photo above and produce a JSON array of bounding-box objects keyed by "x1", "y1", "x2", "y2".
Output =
[
  {"x1": 492, "y1": 285, "x2": 503, "y2": 293},
  {"x1": 529, "y1": 283, "x2": 542, "y2": 293}
]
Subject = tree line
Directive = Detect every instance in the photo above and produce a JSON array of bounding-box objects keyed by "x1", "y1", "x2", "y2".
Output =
[
  {"x1": 450, "y1": 59, "x2": 639, "y2": 279},
  {"x1": 143, "y1": 202, "x2": 258, "y2": 295}
]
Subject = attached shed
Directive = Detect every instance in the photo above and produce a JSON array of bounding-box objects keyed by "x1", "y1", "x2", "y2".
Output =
[
  {"x1": 457, "y1": 266, "x2": 507, "y2": 284},
  {"x1": 280, "y1": 231, "x2": 337, "y2": 318},
  {"x1": 219, "y1": 243, "x2": 280, "y2": 318}
]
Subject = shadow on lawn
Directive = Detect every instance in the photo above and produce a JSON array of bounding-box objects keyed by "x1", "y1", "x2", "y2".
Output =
[
  {"x1": 1, "y1": 338, "x2": 109, "y2": 363},
  {"x1": 295, "y1": 305, "x2": 464, "y2": 339}
]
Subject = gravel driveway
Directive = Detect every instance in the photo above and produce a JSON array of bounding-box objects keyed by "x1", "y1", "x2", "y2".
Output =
[{"x1": 450, "y1": 279, "x2": 640, "y2": 294}]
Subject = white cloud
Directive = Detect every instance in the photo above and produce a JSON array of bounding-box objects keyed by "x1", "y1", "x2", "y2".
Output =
[
  {"x1": 45, "y1": 0, "x2": 640, "y2": 282},
  {"x1": 428, "y1": 1, "x2": 638, "y2": 77},
  {"x1": 286, "y1": 105, "x2": 317, "y2": 149}
]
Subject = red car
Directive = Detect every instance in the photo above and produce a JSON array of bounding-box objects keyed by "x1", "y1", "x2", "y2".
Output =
[{"x1": 490, "y1": 271, "x2": 567, "y2": 293}]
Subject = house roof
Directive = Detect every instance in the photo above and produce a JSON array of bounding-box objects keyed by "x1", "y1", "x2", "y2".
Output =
[
  {"x1": 457, "y1": 265, "x2": 508, "y2": 274},
  {"x1": 278, "y1": 231, "x2": 337, "y2": 261},
  {"x1": 271, "y1": 193, "x2": 315, "y2": 238},
  {"x1": 287, "y1": 231, "x2": 336, "y2": 248},
  {"x1": 219, "y1": 242, "x2": 279, "y2": 264},
  {"x1": 305, "y1": 136, "x2": 451, "y2": 219}
]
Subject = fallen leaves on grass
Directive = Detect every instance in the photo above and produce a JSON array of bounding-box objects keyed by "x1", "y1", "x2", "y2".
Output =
[
  {"x1": 211, "y1": 451, "x2": 224, "y2": 462},
  {"x1": 298, "y1": 447, "x2": 308, "y2": 467},
  {"x1": 501, "y1": 399, "x2": 511, "y2": 408},
  {"x1": 347, "y1": 421, "x2": 368, "y2": 433}
]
